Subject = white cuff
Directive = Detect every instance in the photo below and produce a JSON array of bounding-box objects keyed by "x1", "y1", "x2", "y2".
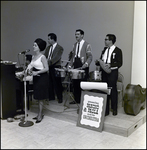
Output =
[
  {"x1": 111, "y1": 67, "x2": 118, "y2": 70},
  {"x1": 85, "y1": 62, "x2": 88, "y2": 67}
]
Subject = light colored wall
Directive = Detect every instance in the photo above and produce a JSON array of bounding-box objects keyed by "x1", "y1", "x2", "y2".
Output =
[
  {"x1": 131, "y1": 1, "x2": 146, "y2": 88},
  {"x1": 1, "y1": 1, "x2": 134, "y2": 89}
]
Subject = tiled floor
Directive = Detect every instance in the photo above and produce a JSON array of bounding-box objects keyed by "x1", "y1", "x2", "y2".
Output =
[{"x1": 1, "y1": 97, "x2": 146, "y2": 149}]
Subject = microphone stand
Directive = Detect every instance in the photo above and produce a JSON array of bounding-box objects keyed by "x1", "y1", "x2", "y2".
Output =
[{"x1": 19, "y1": 53, "x2": 34, "y2": 127}]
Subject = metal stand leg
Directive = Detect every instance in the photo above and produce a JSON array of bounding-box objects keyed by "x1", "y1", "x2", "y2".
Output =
[
  {"x1": 63, "y1": 80, "x2": 79, "y2": 110},
  {"x1": 63, "y1": 81, "x2": 73, "y2": 110}
]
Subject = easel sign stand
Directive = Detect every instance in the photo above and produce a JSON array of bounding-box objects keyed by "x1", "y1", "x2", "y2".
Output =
[
  {"x1": 77, "y1": 82, "x2": 111, "y2": 132},
  {"x1": 18, "y1": 53, "x2": 34, "y2": 127}
]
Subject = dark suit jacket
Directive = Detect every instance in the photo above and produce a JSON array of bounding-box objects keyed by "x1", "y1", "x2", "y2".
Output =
[
  {"x1": 44, "y1": 44, "x2": 64, "y2": 67},
  {"x1": 100, "y1": 46, "x2": 123, "y2": 68}
]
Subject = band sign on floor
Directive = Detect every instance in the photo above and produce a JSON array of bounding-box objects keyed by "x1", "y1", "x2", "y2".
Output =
[{"x1": 77, "y1": 91, "x2": 107, "y2": 132}]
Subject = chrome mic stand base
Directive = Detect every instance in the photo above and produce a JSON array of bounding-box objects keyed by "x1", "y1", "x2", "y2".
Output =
[
  {"x1": 18, "y1": 80, "x2": 34, "y2": 127},
  {"x1": 19, "y1": 120, "x2": 34, "y2": 127},
  {"x1": 18, "y1": 53, "x2": 34, "y2": 127}
]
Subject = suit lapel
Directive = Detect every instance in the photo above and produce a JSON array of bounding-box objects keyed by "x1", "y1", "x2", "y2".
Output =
[
  {"x1": 52, "y1": 44, "x2": 58, "y2": 56},
  {"x1": 111, "y1": 47, "x2": 117, "y2": 60}
]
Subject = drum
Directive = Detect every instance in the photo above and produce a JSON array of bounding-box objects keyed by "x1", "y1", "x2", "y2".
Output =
[
  {"x1": 68, "y1": 69, "x2": 85, "y2": 79},
  {"x1": 55, "y1": 68, "x2": 66, "y2": 78},
  {"x1": 89, "y1": 71, "x2": 102, "y2": 81}
]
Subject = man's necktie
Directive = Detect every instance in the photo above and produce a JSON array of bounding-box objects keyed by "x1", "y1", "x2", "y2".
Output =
[
  {"x1": 76, "y1": 42, "x2": 80, "y2": 58},
  {"x1": 106, "y1": 47, "x2": 110, "y2": 63},
  {"x1": 48, "y1": 46, "x2": 53, "y2": 59}
]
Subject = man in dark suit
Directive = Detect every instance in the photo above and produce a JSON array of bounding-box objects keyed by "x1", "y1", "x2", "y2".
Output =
[
  {"x1": 68, "y1": 29, "x2": 93, "y2": 105},
  {"x1": 95, "y1": 34, "x2": 123, "y2": 116},
  {"x1": 44, "y1": 33, "x2": 64, "y2": 103}
]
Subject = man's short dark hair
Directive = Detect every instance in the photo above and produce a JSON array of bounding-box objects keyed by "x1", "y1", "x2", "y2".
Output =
[
  {"x1": 106, "y1": 34, "x2": 116, "y2": 44},
  {"x1": 76, "y1": 29, "x2": 84, "y2": 35},
  {"x1": 48, "y1": 33, "x2": 57, "y2": 42}
]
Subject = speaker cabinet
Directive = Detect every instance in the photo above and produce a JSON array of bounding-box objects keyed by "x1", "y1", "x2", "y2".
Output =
[{"x1": 1, "y1": 63, "x2": 17, "y2": 119}]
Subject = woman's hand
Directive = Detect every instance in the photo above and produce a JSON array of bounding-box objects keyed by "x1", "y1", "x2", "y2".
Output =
[
  {"x1": 27, "y1": 69, "x2": 33, "y2": 76},
  {"x1": 32, "y1": 71, "x2": 40, "y2": 76}
]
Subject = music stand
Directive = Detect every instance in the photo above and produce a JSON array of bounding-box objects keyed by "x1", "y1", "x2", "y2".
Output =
[{"x1": 18, "y1": 53, "x2": 34, "y2": 127}]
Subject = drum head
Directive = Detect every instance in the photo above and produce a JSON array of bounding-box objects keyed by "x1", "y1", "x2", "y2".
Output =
[{"x1": 68, "y1": 69, "x2": 85, "y2": 79}]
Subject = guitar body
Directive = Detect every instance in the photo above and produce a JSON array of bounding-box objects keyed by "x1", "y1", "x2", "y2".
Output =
[
  {"x1": 99, "y1": 59, "x2": 111, "y2": 74},
  {"x1": 123, "y1": 84, "x2": 146, "y2": 116}
]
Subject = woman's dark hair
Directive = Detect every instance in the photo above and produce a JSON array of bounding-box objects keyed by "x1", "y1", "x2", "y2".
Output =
[
  {"x1": 106, "y1": 34, "x2": 116, "y2": 44},
  {"x1": 34, "y1": 38, "x2": 47, "y2": 51},
  {"x1": 48, "y1": 33, "x2": 57, "y2": 42}
]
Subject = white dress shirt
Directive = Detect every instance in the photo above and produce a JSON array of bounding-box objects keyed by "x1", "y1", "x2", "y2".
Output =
[
  {"x1": 48, "y1": 43, "x2": 57, "y2": 59},
  {"x1": 102, "y1": 45, "x2": 118, "y2": 70},
  {"x1": 102, "y1": 45, "x2": 116, "y2": 63},
  {"x1": 75, "y1": 39, "x2": 85, "y2": 57}
]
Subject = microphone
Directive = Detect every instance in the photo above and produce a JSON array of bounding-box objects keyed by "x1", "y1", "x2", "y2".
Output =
[{"x1": 18, "y1": 49, "x2": 30, "y2": 55}]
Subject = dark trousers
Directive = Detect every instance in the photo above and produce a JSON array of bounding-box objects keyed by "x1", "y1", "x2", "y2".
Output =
[
  {"x1": 48, "y1": 66, "x2": 63, "y2": 101},
  {"x1": 102, "y1": 69, "x2": 118, "y2": 114},
  {"x1": 72, "y1": 57, "x2": 89, "y2": 103},
  {"x1": 72, "y1": 79, "x2": 82, "y2": 103}
]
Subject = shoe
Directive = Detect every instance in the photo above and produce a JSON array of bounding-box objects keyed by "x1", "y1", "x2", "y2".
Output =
[
  {"x1": 33, "y1": 114, "x2": 44, "y2": 120},
  {"x1": 32, "y1": 116, "x2": 37, "y2": 120},
  {"x1": 69, "y1": 101, "x2": 76, "y2": 104},
  {"x1": 36, "y1": 115, "x2": 44, "y2": 123},
  {"x1": 113, "y1": 110, "x2": 117, "y2": 116},
  {"x1": 36, "y1": 119, "x2": 42, "y2": 123}
]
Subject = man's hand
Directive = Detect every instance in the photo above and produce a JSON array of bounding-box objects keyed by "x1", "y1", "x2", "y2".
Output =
[
  {"x1": 95, "y1": 59, "x2": 100, "y2": 66},
  {"x1": 81, "y1": 62, "x2": 88, "y2": 69}
]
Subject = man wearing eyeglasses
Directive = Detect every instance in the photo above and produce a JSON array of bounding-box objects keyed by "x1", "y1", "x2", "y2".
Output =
[{"x1": 95, "y1": 34, "x2": 123, "y2": 116}]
